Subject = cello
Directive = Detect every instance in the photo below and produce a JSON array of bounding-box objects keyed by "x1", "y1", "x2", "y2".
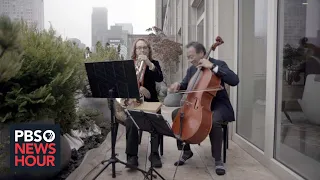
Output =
[{"x1": 171, "y1": 36, "x2": 224, "y2": 144}]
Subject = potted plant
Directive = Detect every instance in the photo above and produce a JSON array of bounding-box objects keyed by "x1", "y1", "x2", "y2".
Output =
[
  {"x1": 145, "y1": 26, "x2": 183, "y2": 100},
  {"x1": 283, "y1": 44, "x2": 306, "y2": 85},
  {"x1": 0, "y1": 15, "x2": 86, "y2": 179},
  {"x1": 78, "y1": 41, "x2": 122, "y2": 129}
]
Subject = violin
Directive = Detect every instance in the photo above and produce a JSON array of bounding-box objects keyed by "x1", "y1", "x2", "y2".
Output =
[{"x1": 171, "y1": 36, "x2": 224, "y2": 144}]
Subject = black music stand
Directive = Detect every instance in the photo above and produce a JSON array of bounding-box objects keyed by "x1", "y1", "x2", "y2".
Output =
[
  {"x1": 84, "y1": 60, "x2": 150, "y2": 179},
  {"x1": 126, "y1": 109, "x2": 176, "y2": 180}
]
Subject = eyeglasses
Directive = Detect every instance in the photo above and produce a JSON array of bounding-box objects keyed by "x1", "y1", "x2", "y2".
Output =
[
  {"x1": 187, "y1": 56, "x2": 195, "y2": 60},
  {"x1": 136, "y1": 46, "x2": 148, "y2": 50}
]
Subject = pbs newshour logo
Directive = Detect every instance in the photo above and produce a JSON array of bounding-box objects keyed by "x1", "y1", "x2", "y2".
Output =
[{"x1": 10, "y1": 124, "x2": 60, "y2": 171}]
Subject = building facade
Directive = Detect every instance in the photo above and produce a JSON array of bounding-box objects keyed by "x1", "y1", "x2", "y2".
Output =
[
  {"x1": 115, "y1": 23, "x2": 133, "y2": 34},
  {"x1": 104, "y1": 25, "x2": 129, "y2": 59},
  {"x1": 0, "y1": 0, "x2": 44, "y2": 30},
  {"x1": 91, "y1": 7, "x2": 108, "y2": 48},
  {"x1": 91, "y1": 8, "x2": 129, "y2": 59},
  {"x1": 158, "y1": 0, "x2": 320, "y2": 180},
  {"x1": 155, "y1": 0, "x2": 168, "y2": 30}
]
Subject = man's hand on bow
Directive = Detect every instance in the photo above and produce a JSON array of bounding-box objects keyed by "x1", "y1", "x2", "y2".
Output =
[{"x1": 168, "y1": 82, "x2": 180, "y2": 93}]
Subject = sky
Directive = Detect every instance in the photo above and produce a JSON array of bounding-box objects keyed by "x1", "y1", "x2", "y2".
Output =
[{"x1": 44, "y1": 0, "x2": 155, "y2": 48}]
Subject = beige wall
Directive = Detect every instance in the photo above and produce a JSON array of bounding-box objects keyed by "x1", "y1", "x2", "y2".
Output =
[
  {"x1": 162, "y1": 0, "x2": 236, "y2": 80},
  {"x1": 158, "y1": 1, "x2": 320, "y2": 180},
  {"x1": 161, "y1": 0, "x2": 236, "y2": 139}
]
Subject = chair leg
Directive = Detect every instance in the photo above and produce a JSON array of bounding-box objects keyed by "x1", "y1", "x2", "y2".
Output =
[
  {"x1": 226, "y1": 126, "x2": 229, "y2": 149},
  {"x1": 223, "y1": 125, "x2": 227, "y2": 163},
  {"x1": 160, "y1": 135, "x2": 164, "y2": 156},
  {"x1": 139, "y1": 130, "x2": 143, "y2": 145}
]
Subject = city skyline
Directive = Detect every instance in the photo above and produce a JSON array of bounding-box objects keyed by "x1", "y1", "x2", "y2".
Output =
[
  {"x1": 0, "y1": 0, "x2": 44, "y2": 30},
  {"x1": 44, "y1": 0, "x2": 155, "y2": 48}
]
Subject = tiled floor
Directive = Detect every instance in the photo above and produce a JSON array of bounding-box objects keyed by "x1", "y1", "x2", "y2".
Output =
[
  {"x1": 277, "y1": 112, "x2": 320, "y2": 180},
  {"x1": 281, "y1": 112, "x2": 320, "y2": 162},
  {"x1": 67, "y1": 106, "x2": 279, "y2": 180}
]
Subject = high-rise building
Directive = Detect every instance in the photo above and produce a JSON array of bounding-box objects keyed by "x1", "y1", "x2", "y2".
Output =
[
  {"x1": 91, "y1": 7, "x2": 108, "y2": 48},
  {"x1": 0, "y1": 0, "x2": 44, "y2": 30},
  {"x1": 115, "y1": 23, "x2": 133, "y2": 34},
  {"x1": 104, "y1": 25, "x2": 128, "y2": 59}
]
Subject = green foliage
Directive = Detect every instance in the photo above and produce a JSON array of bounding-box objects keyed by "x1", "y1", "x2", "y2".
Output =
[
  {"x1": 117, "y1": 44, "x2": 121, "y2": 54},
  {"x1": 72, "y1": 108, "x2": 101, "y2": 131},
  {"x1": 86, "y1": 41, "x2": 121, "y2": 62},
  {"x1": 0, "y1": 16, "x2": 86, "y2": 132},
  {"x1": 146, "y1": 26, "x2": 182, "y2": 85},
  {"x1": 283, "y1": 44, "x2": 306, "y2": 69},
  {"x1": 81, "y1": 41, "x2": 121, "y2": 97},
  {"x1": 0, "y1": 137, "x2": 9, "y2": 163},
  {"x1": 0, "y1": 16, "x2": 24, "y2": 83}
]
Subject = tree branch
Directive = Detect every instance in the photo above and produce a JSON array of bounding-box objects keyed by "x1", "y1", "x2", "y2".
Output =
[{"x1": 0, "y1": 47, "x2": 7, "y2": 58}]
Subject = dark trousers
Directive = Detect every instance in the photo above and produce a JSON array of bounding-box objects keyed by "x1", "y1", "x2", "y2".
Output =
[
  {"x1": 172, "y1": 108, "x2": 224, "y2": 161},
  {"x1": 125, "y1": 116, "x2": 160, "y2": 156}
]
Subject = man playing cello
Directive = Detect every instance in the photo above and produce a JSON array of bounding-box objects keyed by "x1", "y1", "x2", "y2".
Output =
[{"x1": 168, "y1": 41, "x2": 239, "y2": 175}]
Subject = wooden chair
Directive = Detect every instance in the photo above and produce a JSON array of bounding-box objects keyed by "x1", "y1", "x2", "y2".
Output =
[
  {"x1": 116, "y1": 117, "x2": 164, "y2": 156},
  {"x1": 198, "y1": 84, "x2": 231, "y2": 163},
  {"x1": 222, "y1": 85, "x2": 230, "y2": 163},
  {"x1": 138, "y1": 109, "x2": 164, "y2": 156},
  {"x1": 138, "y1": 130, "x2": 164, "y2": 156},
  {"x1": 198, "y1": 122, "x2": 229, "y2": 163},
  {"x1": 133, "y1": 102, "x2": 164, "y2": 155},
  {"x1": 115, "y1": 101, "x2": 164, "y2": 155}
]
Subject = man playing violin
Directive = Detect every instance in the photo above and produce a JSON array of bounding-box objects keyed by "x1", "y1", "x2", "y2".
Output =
[
  {"x1": 125, "y1": 39, "x2": 164, "y2": 168},
  {"x1": 168, "y1": 41, "x2": 239, "y2": 175}
]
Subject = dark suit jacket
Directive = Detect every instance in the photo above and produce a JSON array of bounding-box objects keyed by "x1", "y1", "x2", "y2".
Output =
[
  {"x1": 142, "y1": 60, "x2": 164, "y2": 102},
  {"x1": 179, "y1": 58, "x2": 239, "y2": 122}
]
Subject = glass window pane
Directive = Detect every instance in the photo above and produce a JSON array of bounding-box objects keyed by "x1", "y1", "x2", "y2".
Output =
[
  {"x1": 275, "y1": 0, "x2": 320, "y2": 179},
  {"x1": 237, "y1": 0, "x2": 268, "y2": 150},
  {"x1": 197, "y1": 0, "x2": 204, "y2": 19},
  {"x1": 197, "y1": 19, "x2": 204, "y2": 45}
]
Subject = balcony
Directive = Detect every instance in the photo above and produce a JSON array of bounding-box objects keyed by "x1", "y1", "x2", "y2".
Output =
[{"x1": 67, "y1": 106, "x2": 279, "y2": 180}]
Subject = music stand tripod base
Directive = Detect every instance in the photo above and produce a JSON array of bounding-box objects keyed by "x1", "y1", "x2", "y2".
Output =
[
  {"x1": 91, "y1": 89, "x2": 152, "y2": 180},
  {"x1": 144, "y1": 131, "x2": 166, "y2": 180},
  {"x1": 84, "y1": 60, "x2": 153, "y2": 179},
  {"x1": 127, "y1": 110, "x2": 176, "y2": 180}
]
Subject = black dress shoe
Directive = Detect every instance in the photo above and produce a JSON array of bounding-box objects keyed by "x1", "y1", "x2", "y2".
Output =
[
  {"x1": 215, "y1": 160, "x2": 225, "y2": 175},
  {"x1": 126, "y1": 156, "x2": 139, "y2": 168},
  {"x1": 148, "y1": 153, "x2": 162, "y2": 168},
  {"x1": 216, "y1": 168, "x2": 226, "y2": 176}
]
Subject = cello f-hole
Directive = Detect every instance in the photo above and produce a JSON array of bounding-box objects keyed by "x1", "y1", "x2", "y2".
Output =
[{"x1": 194, "y1": 98, "x2": 198, "y2": 109}]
